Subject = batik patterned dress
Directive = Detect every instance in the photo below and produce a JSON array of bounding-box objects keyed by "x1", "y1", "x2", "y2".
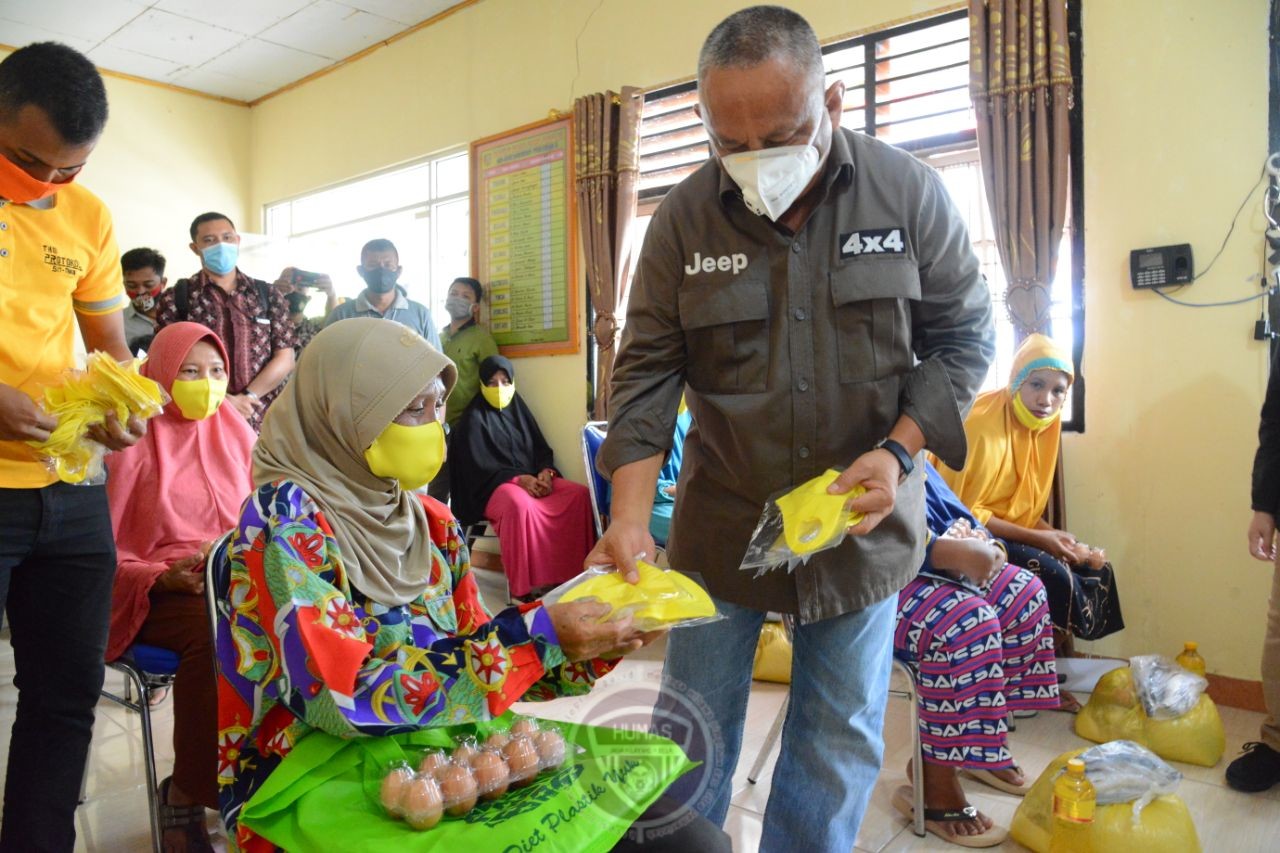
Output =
[{"x1": 214, "y1": 480, "x2": 614, "y2": 852}]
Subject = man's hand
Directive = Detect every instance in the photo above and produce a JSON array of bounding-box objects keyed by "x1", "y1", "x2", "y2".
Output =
[
  {"x1": 155, "y1": 552, "x2": 207, "y2": 595},
  {"x1": 227, "y1": 394, "x2": 262, "y2": 421},
  {"x1": 85, "y1": 410, "x2": 147, "y2": 452},
  {"x1": 583, "y1": 519, "x2": 654, "y2": 583},
  {"x1": 544, "y1": 600, "x2": 664, "y2": 661},
  {"x1": 516, "y1": 474, "x2": 550, "y2": 497},
  {"x1": 1249, "y1": 511, "x2": 1277, "y2": 562},
  {"x1": 0, "y1": 383, "x2": 57, "y2": 442},
  {"x1": 830, "y1": 447, "x2": 901, "y2": 536}
]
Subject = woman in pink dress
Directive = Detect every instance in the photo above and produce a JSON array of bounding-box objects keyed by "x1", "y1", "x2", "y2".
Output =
[{"x1": 450, "y1": 355, "x2": 595, "y2": 597}]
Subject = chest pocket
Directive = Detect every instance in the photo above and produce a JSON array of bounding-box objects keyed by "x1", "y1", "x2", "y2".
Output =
[
  {"x1": 830, "y1": 261, "x2": 921, "y2": 384},
  {"x1": 678, "y1": 274, "x2": 770, "y2": 394}
]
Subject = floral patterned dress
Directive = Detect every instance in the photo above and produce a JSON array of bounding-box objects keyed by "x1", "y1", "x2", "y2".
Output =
[{"x1": 215, "y1": 480, "x2": 614, "y2": 852}]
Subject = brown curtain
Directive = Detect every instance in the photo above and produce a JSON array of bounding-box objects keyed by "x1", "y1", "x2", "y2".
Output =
[
  {"x1": 573, "y1": 87, "x2": 642, "y2": 420},
  {"x1": 969, "y1": 0, "x2": 1074, "y2": 336}
]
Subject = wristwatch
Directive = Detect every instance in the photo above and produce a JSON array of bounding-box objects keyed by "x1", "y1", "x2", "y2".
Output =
[{"x1": 873, "y1": 438, "x2": 914, "y2": 483}]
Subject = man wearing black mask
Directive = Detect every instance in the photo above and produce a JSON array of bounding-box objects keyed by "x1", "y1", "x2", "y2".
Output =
[{"x1": 323, "y1": 237, "x2": 440, "y2": 348}]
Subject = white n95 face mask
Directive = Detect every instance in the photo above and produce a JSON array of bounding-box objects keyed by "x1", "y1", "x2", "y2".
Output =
[{"x1": 720, "y1": 139, "x2": 821, "y2": 221}]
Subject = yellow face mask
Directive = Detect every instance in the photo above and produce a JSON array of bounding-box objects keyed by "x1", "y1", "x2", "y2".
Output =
[
  {"x1": 364, "y1": 420, "x2": 446, "y2": 491},
  {"x1": 1012, "y1": 392, "x2": 1060, "y2": 431},
  {"x1": 482, "y1": 383, "x2": 515, "y2": 410},
  {"x1": 170, "y1": 377, "x2": 228, "y2": 421},
  {"x1": 774, "y1": 469, "x2": 867, "y2": 556},
  {"x1": 560, "y1": 560, "x2": 715, "y2": 630}
]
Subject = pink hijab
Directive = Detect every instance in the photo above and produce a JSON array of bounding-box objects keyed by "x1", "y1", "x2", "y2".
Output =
[{"x1": 105, "y1": 322, "x2": 256, "y2": 660}]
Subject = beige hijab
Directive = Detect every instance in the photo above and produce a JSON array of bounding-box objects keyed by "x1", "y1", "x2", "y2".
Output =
[{"x1": 253, "y1": 317, "x2": 458, "y2": 606}]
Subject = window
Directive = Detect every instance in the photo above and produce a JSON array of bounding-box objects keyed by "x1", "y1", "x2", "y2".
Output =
[
  {"x1": 630, "y1": 8, "x2": 1085, "y2": 429},
  {"x1": 256, "y1": 150, "x2": 469, "y2": 322}
]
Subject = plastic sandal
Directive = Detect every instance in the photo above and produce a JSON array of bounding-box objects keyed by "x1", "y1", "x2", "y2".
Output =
[
  {"x1": 891, "y1": 785, "x2": 1008, "y2": 848},
  {"x1": 157, "y1": 776, "x2": 214, "y2": 853},
  {"x1": 959, "y1": 765, "x2": 1033, "y2": 796}
]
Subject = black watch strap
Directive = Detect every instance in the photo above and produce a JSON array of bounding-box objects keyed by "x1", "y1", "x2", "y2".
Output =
[{"x1": 874, "y1": 438, "x2": 914, "y2": 481}]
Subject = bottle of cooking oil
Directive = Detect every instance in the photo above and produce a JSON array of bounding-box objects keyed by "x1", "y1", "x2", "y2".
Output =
[
  {"x1": 1176, "y1": 641, "x2": 1206, "y2": 677},
  {"x1": 1048, "y1": 758, "x2": 1095, "y2": 853}
]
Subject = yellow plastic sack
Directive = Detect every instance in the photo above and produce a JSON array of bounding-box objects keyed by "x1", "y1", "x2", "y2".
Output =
[
  {"x1": 752, "y1": 621, "x2": 792, "y2": 683},
  {"x1": 559, "y1": 560, "x2": 717, "y2": 630},
  {"x1": 1075, "y1": 667, "x2": 1225, "y2": 767},
  {"x1": 1011, "y1": 748, "x2": 1201, "y2": 853},
  {"x1": 27, "y1": 353, "x2": 166, "y2": 483},
  {"x1": 774, "y1": 469, "x2": 866, "y2": 555}
]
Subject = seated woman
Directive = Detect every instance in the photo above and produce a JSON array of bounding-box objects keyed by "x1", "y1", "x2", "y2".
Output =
[
  {"x1": 106, "y1": 322, "x2": 256, "y2": 852},
  {"x1": 892, "y1": 463, "x2": 1059, "y2": 848},
  {"x1": 450, "y1": 354, "x2": 596, "y2": 598},
  {"x1": 932, "y1": 334, "x2": 1122, "y2": 689},
  {"x1": 649, "y1": 403, "x2": 692, "y2": 546},
  {"x1": 215, "y1": 320, "x2": 725, "y2": 852}
]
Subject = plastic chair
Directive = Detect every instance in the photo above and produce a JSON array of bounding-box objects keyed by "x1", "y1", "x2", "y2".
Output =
[
  {"x1": 99, "y1": 642, "x2": 181, "y2": 852},
  {"x1": 746, "y1": 634, "x2": 925, "y2": 839},
  {"x1": 581, "y1": 421, "x2": 611, "y2": 537}
]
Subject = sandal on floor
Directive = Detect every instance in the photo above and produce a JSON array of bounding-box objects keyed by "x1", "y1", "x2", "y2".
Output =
[
  {"x1": 157, "y1": 776, "x2": 214, "y2": 853},
  {"x1": 960, "y1": 765, "x2": 1033, "y2": 796},
  {"x1": 148, "y1": 686, "x2": 171, "y2": 708},
  {"x1": 1052, "y1": 690, "x2": 1082, "y2": 714},
  {"x1": 891, "y1": 785, "x2": 1008, "y2": 848}
]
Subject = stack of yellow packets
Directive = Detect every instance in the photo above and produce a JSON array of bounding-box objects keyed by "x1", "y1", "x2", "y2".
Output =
[
  {"x1": 559, "y1": 560, "x2": 718, "y2": 631},
  {"x1": 28, "y1": 353, "x2": 167, "y2": 483}
]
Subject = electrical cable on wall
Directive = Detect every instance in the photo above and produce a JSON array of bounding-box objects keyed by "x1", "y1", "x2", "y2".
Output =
[{"x1": 1152, "y1": 154, "x2": 1277, "y2": 308}]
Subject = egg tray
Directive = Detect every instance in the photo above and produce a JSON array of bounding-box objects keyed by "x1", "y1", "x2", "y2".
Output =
[{"x1": 378, "y1": 718, "x2": 577, "y2": 831}]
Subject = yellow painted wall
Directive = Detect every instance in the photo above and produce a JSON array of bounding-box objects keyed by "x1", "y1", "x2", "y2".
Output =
[
  {"x1": 0, "y1": 48, "x2": 252, "y2": 285},
  {"x1": 244, "y1": 0, "x2": 1274, "y2": 678}
]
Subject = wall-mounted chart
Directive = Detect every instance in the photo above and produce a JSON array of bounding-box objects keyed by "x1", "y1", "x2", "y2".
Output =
[{"x1": 470, "y1": 115, "x2": 578, "y2": 357}]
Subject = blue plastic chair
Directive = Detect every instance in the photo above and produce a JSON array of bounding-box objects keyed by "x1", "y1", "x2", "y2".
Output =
[
  {"x1": 581, "y1": 421, "x2": 611, "y2": 538},
  {"x1": 100, "y1": 643, "x2": 180, "y2": 853}
]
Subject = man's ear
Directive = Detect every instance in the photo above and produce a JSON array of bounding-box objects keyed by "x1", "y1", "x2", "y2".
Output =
[{"x1": 189, "y1": 242, "x2": 200, "y2": 257}]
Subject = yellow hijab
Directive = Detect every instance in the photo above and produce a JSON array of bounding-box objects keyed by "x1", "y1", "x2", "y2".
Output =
[
  {"x1": 933, "y1": 334, "x2": 1073, "y2": 528},
  {"x1": 253, "y1": 318, "x2": 457, "y2": 606}
]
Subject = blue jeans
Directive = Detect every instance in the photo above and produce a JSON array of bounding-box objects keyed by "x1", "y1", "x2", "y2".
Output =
[
  {"x1": 0, "y1": 483, "x2": 116, "y2": 853},
  {"x1": 651, "y1": 594, "x2": 896, "y2": 853}
]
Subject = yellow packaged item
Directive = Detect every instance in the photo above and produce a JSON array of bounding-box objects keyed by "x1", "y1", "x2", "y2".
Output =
[
  {"x1": 1075, "y1": 666, "x2": 1225, "y2": 767},
  {"x1": 752, "y1": 621, "x2": 792, "y2": 683},
  {"x1": 553, "y1": 561, "x2": 719, "y2": 631},
  {"x1": 740, "y1": 468, "x2": 867, "y2": 575},
  {"x1": 27, "y1": 353, "x2": 167, "y2": 484},
  {"x1": 1011, "y1": 747, "x2": 1200, "y2": 853}
]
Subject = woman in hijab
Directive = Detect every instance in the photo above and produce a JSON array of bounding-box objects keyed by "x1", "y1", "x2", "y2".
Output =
[
  {"x1": 891, "y1": 463, "x2": 1058, "y2": 847},
  {"x1": 450, "y1": 354, "x2": 595, "y2": 598},
  {"x1": 106, "y1": 322, "x2": 256, "y2": 852},
  {"x1": 933, "y1": 335, "x2": 1123, "y2": 703},
  {"x1": 213, "y1": 320, "x2": 704, "y2": 852}
]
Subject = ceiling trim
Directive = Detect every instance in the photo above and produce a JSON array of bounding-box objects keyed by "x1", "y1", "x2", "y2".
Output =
[
  {"x1": 248, "y1": 0, "x2": 484, "y2": 107},
  {"x1": 0, "y1": 41, "x2": 251, "y2": 108}
]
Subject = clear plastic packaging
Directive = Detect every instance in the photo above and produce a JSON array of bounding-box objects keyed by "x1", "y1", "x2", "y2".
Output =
[
  {"x1": 1076, "y1": 740, "x2": 1182, "y2": 821},
  {"x1": 738, "y1": 469, "x2": 866, "y2": 575},
  {"x1": 543, "y1": 560, "x2": 722, "y2": 631},
  {"x1": 26, "y1": 353, "x2": 168, "y2": 485},
  {"x1": 1129, "y1": 655, "x2": 1208, "y2": 719}
]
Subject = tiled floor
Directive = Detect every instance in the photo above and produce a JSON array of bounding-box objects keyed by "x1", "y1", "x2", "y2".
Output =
[{"x1": 2, "y1": 572, "x2": 1277, "y2": 851}]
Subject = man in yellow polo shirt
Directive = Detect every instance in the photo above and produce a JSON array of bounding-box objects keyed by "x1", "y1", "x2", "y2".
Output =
[{"x1": 0, "y1": 43, "x2": 143, "y2": 852}]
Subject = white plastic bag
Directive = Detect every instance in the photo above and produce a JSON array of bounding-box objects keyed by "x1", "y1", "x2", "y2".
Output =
[
  {"x1": 1078, "y1": 740, "x2": 1181, "y2": 821},
  {"x1": 1130, "y1": 655, "x2": 1207, "y2": 720}
]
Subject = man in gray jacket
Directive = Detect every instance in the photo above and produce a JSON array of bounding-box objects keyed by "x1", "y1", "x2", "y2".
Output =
[{"x1": 589, "y1": 7, "x2": 995, "y2": 851}]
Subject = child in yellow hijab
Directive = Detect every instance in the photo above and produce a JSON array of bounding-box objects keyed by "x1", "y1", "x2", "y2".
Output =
[{"x1": 932, "y1": 335, "x2": 1123, "y2": 658}]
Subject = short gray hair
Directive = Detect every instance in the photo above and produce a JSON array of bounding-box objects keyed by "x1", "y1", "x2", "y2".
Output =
[{"x1": 697, "y1": 6, "x2": 824, "y2": 87}]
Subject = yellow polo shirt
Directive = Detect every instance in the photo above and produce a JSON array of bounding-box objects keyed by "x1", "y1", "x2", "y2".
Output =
[{"x1": 0, "y1": 183, "x2": 125, "y2": 488}]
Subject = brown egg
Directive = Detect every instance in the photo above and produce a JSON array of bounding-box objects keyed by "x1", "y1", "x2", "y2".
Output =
[
  {"x1": 503, "y1": 736, "x2": 540, "y2": 787},
  {"x1": 484, "y1": 731, "x2": 511, "y2": 752},
  {"x1": 439, "y1": 764, "x2": 479, "y2": 816},
  {"x1": 417, "y1": 749, "x2": 449, "y2": 780},
  {"x1": 534, "y1": 729, "x2": 566, "y2": 769},
  {"x1": 379, "y1": 764, "x2": 415, "y2": 817},
  {"x1": 471, "y1": 750, "x2": 510, "y2": 800},
  {"x1": 402, "y1": 775, "x2": 443, "y2": 830},
  {"x1": 511, "y1": 717, "x2": 540, "y2": 738},
  {"x1": 451, "y1": 740, "x2": 480, "y2": 768}
]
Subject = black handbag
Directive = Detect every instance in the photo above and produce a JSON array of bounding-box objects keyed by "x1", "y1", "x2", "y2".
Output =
[{"x1": 1066, "y1": 560, "x2": 1124, "y2": 641}]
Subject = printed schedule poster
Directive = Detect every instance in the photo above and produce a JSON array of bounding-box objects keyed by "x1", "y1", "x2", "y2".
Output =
[{"x1": 471, "y1": 116, "x2": 579, "y2": 357}]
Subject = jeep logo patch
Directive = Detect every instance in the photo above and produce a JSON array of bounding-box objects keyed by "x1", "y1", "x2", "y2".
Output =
[
  {"x1": 684, "y1": 251, "x2": 748, "y2": 276},
  {"x1": 839, "y1": 228, "x2": 906, "y2": 258}
]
